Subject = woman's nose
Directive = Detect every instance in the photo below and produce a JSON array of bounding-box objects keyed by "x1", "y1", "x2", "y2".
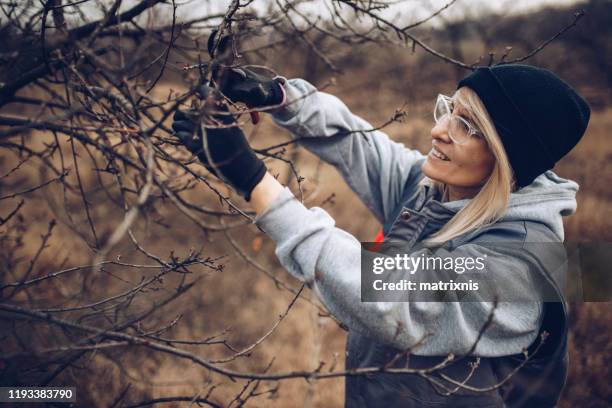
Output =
[{"x1": 430, "y1": 119, "x2": 452, "y2": 143}]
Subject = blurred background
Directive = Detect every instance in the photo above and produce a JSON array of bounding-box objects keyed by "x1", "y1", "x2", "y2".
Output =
[{"x1": 0, "y1": 0, "x2": 610, "y2": 406}]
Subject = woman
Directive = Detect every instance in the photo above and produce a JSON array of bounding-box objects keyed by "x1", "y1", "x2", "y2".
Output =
[{"x1": 173, "y1": 63, "x2": 590, "y2": 407}]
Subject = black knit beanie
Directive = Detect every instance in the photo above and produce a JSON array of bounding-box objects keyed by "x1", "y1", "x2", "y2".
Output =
[{"x1": 457, "y1": 64, "x2": 590, "y2": 188}]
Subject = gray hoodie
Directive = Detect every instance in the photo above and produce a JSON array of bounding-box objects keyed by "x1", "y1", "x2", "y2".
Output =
[{"x1": 254, "y1": 78, "x2": 577, "y2": 357}]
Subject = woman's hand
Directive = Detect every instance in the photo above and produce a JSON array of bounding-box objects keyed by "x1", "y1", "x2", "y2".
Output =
[
  {"x1": 207, "y1": 31, "x2": 285, "y2": 110},
  {"x1": 213, "y1": 67, "x2": 285, "y2": 109},
  {"x1": 172, "y1": 86, "x2": 267, "y2": 201}
]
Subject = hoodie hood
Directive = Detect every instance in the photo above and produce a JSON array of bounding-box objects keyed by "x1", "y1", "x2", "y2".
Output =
[
  {"x1": 502, "y1": 171, "x2": 578, "y2": 240},
  {"x1": 441, "y1": 171, "x2": 578, "y2": 241}
]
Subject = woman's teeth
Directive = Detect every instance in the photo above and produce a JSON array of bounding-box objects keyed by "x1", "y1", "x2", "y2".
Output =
[{"x1": 430, "y1": 146, "x2": 450, "y2": 161}]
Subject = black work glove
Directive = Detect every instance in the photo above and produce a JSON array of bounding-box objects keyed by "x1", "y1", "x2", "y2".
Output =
[
  {"x1": 214, "y1": 67, "x2": 285, "y2": 109},
  {"x1": 207, "y1": 31, "x2": 285, "y2": 110},
  {"x1": 172, "y1": 87, "x2": 266, "y2": 201}
]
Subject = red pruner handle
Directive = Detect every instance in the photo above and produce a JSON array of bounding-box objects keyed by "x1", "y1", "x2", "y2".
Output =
[
  {"x1": 245, "y1": 102, "x2": 260, "y2": 124},
  {"x1": 249, "y1": 111, "x2": 260, "y2": 124}
]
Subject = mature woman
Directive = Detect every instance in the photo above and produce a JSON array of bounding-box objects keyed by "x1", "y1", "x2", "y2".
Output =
[{"x1": 173, "y1": 63, "x2": 590, "y2": 407}]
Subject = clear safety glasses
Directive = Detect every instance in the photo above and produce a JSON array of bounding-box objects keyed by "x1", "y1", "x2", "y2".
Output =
[{"x1": 434, "y1": 94, "x2": 483, "y2": 144}]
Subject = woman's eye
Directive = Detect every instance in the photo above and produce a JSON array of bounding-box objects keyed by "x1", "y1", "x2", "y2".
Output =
[{"x1": 472, "y1": 130, "x2": 484, "y2": 139}]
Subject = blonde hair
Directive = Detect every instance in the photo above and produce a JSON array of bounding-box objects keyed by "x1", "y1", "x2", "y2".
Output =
[{"x1": 424, "y1": 86, "x2": 516, "y2": 246}]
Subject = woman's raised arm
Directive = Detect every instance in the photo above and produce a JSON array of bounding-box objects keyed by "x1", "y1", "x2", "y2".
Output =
[{"x1": 270, "y1": 78, "x2": 425, "y2": 223}]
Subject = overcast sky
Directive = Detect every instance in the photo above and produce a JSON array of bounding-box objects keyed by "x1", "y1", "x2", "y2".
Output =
[
  {"x1": 184, "y1": 0, "x2": 582, "y2": 26},
  {"x1": 69, "y1": 0, "x2": 583, "y2": 29}
]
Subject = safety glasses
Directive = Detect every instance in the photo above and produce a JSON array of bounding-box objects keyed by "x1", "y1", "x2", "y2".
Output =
[{"x1": 434, "y1": 94, "x2": 483, "y2": 144}]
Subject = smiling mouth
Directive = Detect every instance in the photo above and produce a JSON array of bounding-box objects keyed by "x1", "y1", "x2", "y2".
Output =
[{"x1": 430, "y1": 145, "x2": 450, "y2": 161}]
